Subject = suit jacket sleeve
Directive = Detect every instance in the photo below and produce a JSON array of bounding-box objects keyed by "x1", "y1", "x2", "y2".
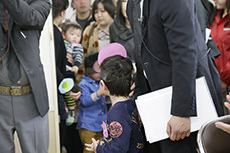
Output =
[
  {"x1": 0, "y1": 0, "x2": 51, "y2": 29},
  {"x1": 160, "y1": 0, "x2": 198, "y2": 116}
]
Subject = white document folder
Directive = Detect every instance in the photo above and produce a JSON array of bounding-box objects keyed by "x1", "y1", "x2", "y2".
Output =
[{"x1": 135, "y1": 77, "x2": 218, "y2": 143}]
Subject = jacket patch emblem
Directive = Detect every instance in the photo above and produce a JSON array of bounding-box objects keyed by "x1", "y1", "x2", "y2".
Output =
[{"x1": 109, "y1": 121, "x2": 123, "y2": 138}]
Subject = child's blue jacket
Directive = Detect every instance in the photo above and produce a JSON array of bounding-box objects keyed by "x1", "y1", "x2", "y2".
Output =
[{"x1": 77, "y1": 75, "x2": 107, "y2": 132}]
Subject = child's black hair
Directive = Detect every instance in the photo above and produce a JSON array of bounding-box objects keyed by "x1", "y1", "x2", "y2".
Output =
[
  {"x1": 60, "y1": 19, "x2": 82, "y2": 33},
  {"x1": 100, "y1": 56, "x2": 133, "y2": 97}
]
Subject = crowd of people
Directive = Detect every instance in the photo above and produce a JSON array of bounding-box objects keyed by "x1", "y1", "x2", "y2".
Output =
[{"x1": 0, "y1": 0, "x2": 229, "y2": 153}]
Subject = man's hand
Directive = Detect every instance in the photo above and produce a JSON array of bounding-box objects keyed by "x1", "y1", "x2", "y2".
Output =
[
  {"x1": 215, "y1": 120, "x2": 230, "y2": 134},
  {"x1": 167, "y1": 116, "x2": 191, "y2": 141},
  {"x1": 215, "y1": 94, "x2": 230, "y2": 134}
]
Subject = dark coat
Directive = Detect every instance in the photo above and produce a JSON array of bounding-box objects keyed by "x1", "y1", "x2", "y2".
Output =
[
  {"x1": 53, "y1": 25, "x2": 67, "y2": 85},
  {"x1": 0, "y1": 0, "x2": 51, "y2": 117},
  {"x1": 96, "y1": 99, "x2": 144, "y2": 153},
  {"x1": 109, "y1": 18, "x2": 135, "y2": 61},
  {"x1": 195, "y1": 0, "x2": 220, "y2": 58},
  {"x1": 131, "y1": 0, "x2": 223, "y2": 117}
]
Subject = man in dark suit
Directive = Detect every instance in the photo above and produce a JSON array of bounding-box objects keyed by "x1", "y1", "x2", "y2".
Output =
[
  {"x1": 127, "y1": 0, "x2": 224, "y2": 152},
  {"x1": 0, "y1": 0, "x2": 51, "y2": 152}
]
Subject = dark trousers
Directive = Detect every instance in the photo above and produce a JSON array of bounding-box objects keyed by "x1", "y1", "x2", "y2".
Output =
[
  {"x1": 60, "y1": 121, "x2": 83, "y2": 153},
  {"x1": 142, "y1": 127, "x2": 198, "y2": 153},
  {"x1": 60, "y1": 120, "x2": 67, "y2": 153},
  {"x1": 64, "y1": 123, "x2": 83, "y2": 153}
]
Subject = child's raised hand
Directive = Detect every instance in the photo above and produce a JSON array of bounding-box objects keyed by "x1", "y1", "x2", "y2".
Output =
[
  {"x1": 66, "y1": 53, "x2": 74, "y2": 65},
  {"x1": 72, "y1": 65, "x2": 79, "y2": 73},
  {"x1": 129, "y1": 82, "x2": 135, "y2": 97},
  {"x1": 97, "y1": 80, "x2": 109, "y2": 97},
  {"x1": 85, "y1": 138, "x2": 99, "y2": 152},
  {"x1": 69, "y1": 91, "x2": 81, "y2": 100}
]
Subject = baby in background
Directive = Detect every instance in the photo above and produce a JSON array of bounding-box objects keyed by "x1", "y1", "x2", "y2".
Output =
[{"x1": 61, "y1": 20, "x2": 83, "y2": 81}]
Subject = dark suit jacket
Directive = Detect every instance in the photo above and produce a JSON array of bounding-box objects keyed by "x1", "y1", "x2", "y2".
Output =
[
  {"x1": 0, "y1": 0, "x2": 51, "y2": 117},
  {"x1": 135, "y1": 0, "x2": 223, "y2": 117},
  {"x1": 195, "y1": 0, "x2": 220, "y2": 58}
]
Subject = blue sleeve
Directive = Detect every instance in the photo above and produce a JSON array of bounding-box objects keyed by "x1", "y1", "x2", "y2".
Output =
[
  {"x1": 96, "y1": 111, "x2": 131, "y2": 153},
  {"x1": 79, "y1": 83, "x2": 101, "y2": 107}
]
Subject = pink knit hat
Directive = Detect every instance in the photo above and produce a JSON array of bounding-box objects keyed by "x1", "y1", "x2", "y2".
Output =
[{"x1": 98, "y1": 43, "x2": 127, "y2": 66}]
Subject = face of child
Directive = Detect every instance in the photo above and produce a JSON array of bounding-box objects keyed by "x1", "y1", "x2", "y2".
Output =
[
  {"x1": 214, "y1": 0, "x2": 227, "y2": 10},
  {"x1": 89, "y1": 73, "x2": 101, "y2": 81},
  {"x1": 94, "y1": 2, "x2": 113, "y2": 29},
  {"x1": 64, "y1": 27, "x2": 82, "y2": 44}
]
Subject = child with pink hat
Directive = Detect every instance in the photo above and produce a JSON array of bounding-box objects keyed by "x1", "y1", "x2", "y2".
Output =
[{"x1": 98, "y1": 43, "x2": 127, "y2": 66}]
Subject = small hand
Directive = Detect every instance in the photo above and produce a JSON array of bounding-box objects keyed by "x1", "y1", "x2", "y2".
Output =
[
  {"x1": 97, "y1": 80, "x2": 109, "y2": 97},
  {"x1": 85, "y1": 138, "x2": 99, "y2": 152},
  {"x1": 66, "y1": 53, "x2": 74, "y2": 65},
  {"x1": 166, "y1": 116, "x2": 190, "y2": 141},
  {"x1": 72, "y1": 66, "x2": 79, "y2": 73},
  {"x1": 69, "y1": 91, "x2": 81, "y2": 100},
  {"x1": 129, "y1": 82, "x2": 135, "y2": 97}
]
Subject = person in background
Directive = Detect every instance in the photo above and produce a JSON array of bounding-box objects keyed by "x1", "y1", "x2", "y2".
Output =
[
  {"x1": 52, "y1": 0, "x2": 81, "y2": 152},
  {"x1": 52, "y1": 0, "x2": 70, "y2": 152},
  {"x1": 69, "y1": 0, "x2": 92, "y2": 31},
  {"x1": 78, "y1": 0, "x2": 115, "y2": 83},
  {"x1": 195, "y1": 0, "x2": 223, "y2": 111},
  {"x1": 77, "y1": 52, "x2": 107, "y2": 153},
  {"x1": 127, "y1": 0, "x2": 224, "y2": 153},
  {"x1": 61, "y1": 20, "x2": 83, "y2": 81},
  {"x1": 209, "y1": 0, "x2": 230, "y2": 112},
  {"x1": 0, "y1": 0, "x2": 50, "y2": 153},
  {"x1": 109, "y1": 0, "x2": 135, "y2": 62}
]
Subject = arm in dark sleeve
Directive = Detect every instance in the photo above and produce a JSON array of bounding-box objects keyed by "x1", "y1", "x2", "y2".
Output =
[
  {"x1": 0, "y1": 0, "x2": 51, "y2": 29},
  {"x1": 160, "y1": 0, "x2": 198, "y2": 116},
  {"x1": 54, "y1": 26, "x2": 66, "y2": 84},
  {"x1": 96, "y1": 112, "x2": 131, "y2": 153}
]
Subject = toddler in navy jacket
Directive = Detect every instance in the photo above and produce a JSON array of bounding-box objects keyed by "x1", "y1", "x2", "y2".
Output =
[{"x1": 85, "y1": 55, "x2": 144, "y2": 153}]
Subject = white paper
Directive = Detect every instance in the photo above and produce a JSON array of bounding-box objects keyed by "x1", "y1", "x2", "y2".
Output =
[
  {"x1": 136, "y1": 77, "x2": 218, "y2": 143},
  {"x1": 205, "y1": 28, "x2": 211, "y2": 43}
]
